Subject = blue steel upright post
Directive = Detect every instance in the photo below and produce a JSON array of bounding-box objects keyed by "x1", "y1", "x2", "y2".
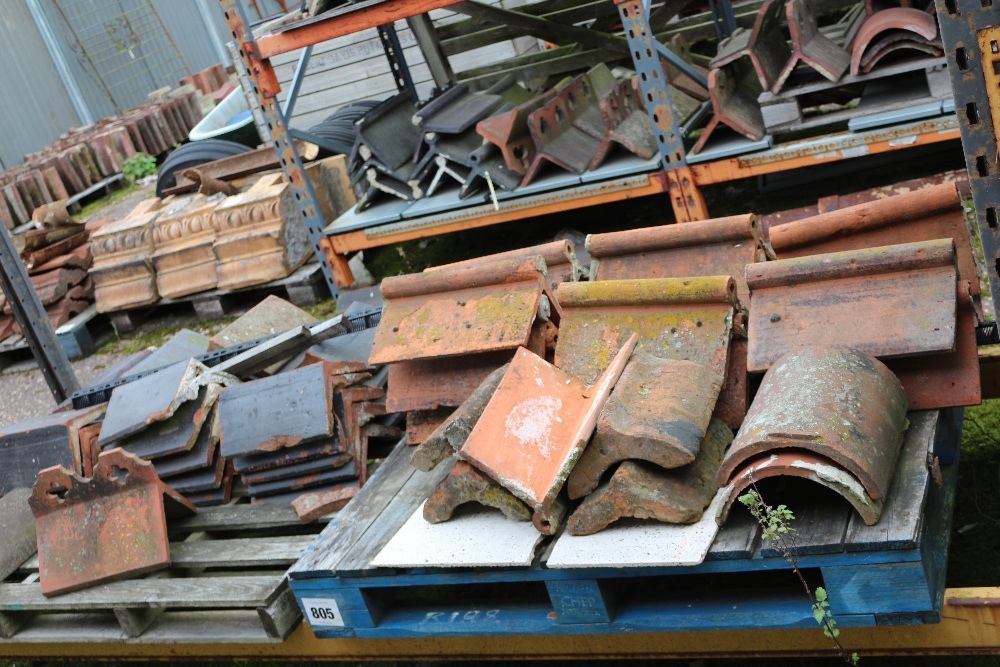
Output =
[{"x1": 219, "y1": 0, "x2": 342, "y2": 298}]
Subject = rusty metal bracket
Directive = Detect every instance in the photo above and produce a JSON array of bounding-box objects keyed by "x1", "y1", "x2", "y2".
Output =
[
  {"x1": 590, "y1": 77, "x2": 658, "y2": 170},
  {"x1": 567, "y1": 355, "x2": 723, "y2": 500},
  {"x1": 554, "y1": 276, "x2": 736, "y2": 385},
  {"x1": 746, "y1": 239, "x2": 959, "y2": 372},
  {"x1": 30, "y1": 448, "x2": 196, "y2": 596},
  {"x1": 461, "y1": 338, "x2": 637, "y2": 532},
  {"x1": 477, "y1": 91, "x2": 557, "y2": 177},
  {"x1": 663, "y1": 167, "x2": 709, "y2": 222},
  {"x1": 568, "y1": 419, "x2": 732, "y2": 535},
  {"x1": 716, "y1": 346, "x2": 909, "y2": 502},
  {"x1": 710, "y1": 0, "x2": 791, "y2": 92}
]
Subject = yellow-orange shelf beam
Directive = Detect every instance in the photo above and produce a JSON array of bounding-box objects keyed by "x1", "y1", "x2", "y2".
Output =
[
  {"x1": 254, "y1": 0, "x2": 463, "y2": 59},
  {"x1": 326, "y1": 172, "x2": 670, "y2": 255},
  {"x1": 3, "y1": 588, "x2": 998, "y2": 660}
]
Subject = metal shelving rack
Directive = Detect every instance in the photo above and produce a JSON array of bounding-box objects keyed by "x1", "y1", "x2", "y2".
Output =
[
  {"x1": 221, "y1": 0, "x2": 965, "y2": 295},
  {"x1": 935, "y1": 0, "x2": 1000, "y2": 320}
]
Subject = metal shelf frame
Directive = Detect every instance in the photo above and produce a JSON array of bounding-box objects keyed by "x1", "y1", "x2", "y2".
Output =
[{"x1": 222, "y1": 0, "x2": 963, "y2": 293}]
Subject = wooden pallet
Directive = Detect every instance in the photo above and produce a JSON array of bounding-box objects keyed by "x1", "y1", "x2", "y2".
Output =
[
  {"x1": 0, "y1": 503, "x2": 330, "y2": 643},
  {"x1": 108, "y1": 262, "x2": 329, "y2": 333},
  {"x1": 0, "y1": 304, "x2": 104, "y2": 364},
  {"x1": 288, "y1": 408, "x2": 958, "y2": 638},
  {"x1": 759, "y1": 56, "x2": 952, "y2": 135}
]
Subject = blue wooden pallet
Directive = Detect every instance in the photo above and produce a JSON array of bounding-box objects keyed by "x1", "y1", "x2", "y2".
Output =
[{"x1": 289, "y1": 409, "x2": 958, "y2": 639}]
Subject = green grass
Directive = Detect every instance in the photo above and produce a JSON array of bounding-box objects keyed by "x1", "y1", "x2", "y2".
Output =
[
  {"x1": 96, "y1": 314, "x2": 239, "y2": 356},
  {"x1": 76, "y1": 182, "x2": 147, "y2": 219}
]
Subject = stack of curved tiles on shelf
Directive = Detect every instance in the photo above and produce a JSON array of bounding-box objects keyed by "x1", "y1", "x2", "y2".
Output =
[
  {"x1": 849, "y1": 7, "x2": 941, "y2": 76},
  {"x1": 715, "y1": 346, "x2": 909, "y2": 526},
  {"x1": 767, "y1": 182, "x2": 981, "y2": 410},
  {"x1": 587, "y1": 214, "x2": 767, "y2": 428},
  {"x1": 745, "y1": 238, "x2": 959, "y2": 372},
  {"x1": 369, "y1": 255, "x2": 560, "y2": 444}
]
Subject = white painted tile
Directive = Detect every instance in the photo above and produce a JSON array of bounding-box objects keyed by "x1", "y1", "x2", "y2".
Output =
[
  {"x1": 372, "y1": 501, "x2": 544, "y2": 568},
  {"x1": 546, "y1": 489, "x2": 728, "y2": 568}
]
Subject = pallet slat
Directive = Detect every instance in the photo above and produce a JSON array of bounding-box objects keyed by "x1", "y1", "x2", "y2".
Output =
[{"x1": 0, "y1": 575, "x2": 285, "y2": 611}]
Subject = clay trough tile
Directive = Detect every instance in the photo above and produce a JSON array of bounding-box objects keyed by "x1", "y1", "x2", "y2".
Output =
[
  {"x1": 767, "y1": 183, "x2": 978, "y2": 297},
  {"x1": 369, "y1": 255, "x2": 555, "y2": 365},
  {"x1": 567, "y1": 354, "x2": 723, "y2": 500},
  {"x1": 568, "y1": 418, "x2": 733, "y2": 536},
  {"x1": 716, "y1": 347, "x2": 909, "y2": 502},
  {"x1": 461, "y1": 335, "x2": 637, "y2": 529},
  {"x1": 553, "y1": 276, "x2": 737, "y2": 386},
  {"x1": 745, "y1": 239, "x2": 959, "y2": 373},
  {"x1": 30, "y1": 448, "x2": 196, "y2": 596},
  {"x1": 428, "y1": 239, "x2": 586, "y2": 296},
  {"x1": 885, "y1": 281, "x2": 981, "y2": 410},
  {"x1": 588, "y1": 213, "x2": 767, "y2": 308}
]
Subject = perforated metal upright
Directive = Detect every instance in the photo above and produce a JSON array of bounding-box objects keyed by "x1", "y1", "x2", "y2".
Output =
[
  {"x1": 616, "y1": 0, "x2": 708, "y2": 221},
  {"x1": 219, "y1": 0, "x2": 344, "y2": 298},
  {"x1": 935, "y1": 0, "x2": 1000, "y2": 320}
]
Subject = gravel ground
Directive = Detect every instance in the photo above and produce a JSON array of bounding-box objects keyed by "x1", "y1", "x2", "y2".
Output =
[
  {"x1": 0, "y1": 352, "x2": 131, "y2": 427},
  {"x1": 0, "y1": 182, "x2": 155, "y2": 428}
]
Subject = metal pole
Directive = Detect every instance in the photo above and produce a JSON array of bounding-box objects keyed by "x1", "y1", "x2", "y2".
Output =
[
  {"x1": 0, "y1": 226, "x2": 79, "y2": 403},
  {"x1": 25, "y1": 0, "x2": 95, "y2": 125},
  {"x1": 282, "y1": 45, "x2": 314, "y2": 119},
  {"x1": 195, "y1": 0, "x2": 233, "y2": 65}
]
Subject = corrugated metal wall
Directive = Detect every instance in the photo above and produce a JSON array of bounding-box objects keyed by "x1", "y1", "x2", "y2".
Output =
[
  {"x1": 0, "y1": 0, "x2": 226, "y2": 167},
  {"x1": 0, "y1": 0, "x2": 86, "y2": 169},
  {"x1": 0, "y1": 0, "x2": 533, "y2": 167}
]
